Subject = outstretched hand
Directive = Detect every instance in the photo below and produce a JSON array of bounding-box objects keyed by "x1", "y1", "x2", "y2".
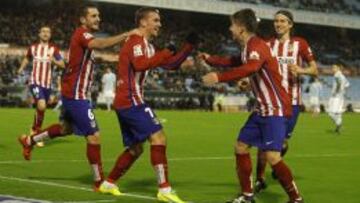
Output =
[
  {"x1": 165, "y1": 42, "x2": 177, "y2": 55},
  {"x1": 202, "y1": 72, "x2": 219, "y2": 86},
  {"x1": 197, "y1": 52, "x2": 210, "y2": 61}
]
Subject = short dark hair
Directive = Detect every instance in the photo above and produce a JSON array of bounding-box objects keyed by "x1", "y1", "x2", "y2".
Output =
[
  {"x1": 135, "y1": 7, "x2": 159, "y2": 26},
  {"x1": 231, "y1": 9, "x2": 258, "y2": 33},
  {"x1": 79, "y1": 4, "x2": 98, "y2": 18},
  {"x1": 39, "y1": 25, "x2": 51, "y2": 32},
  {"x1": 275, "y1": 10, "x2": 294, "y2": 24}
]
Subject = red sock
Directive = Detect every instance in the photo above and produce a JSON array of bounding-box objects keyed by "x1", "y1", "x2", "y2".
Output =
[
  {"x1": 151, "y1": 145, "x2": 170, "y2": 188},
  {"x1": 256, "y1": 150, "x2": 267, "y2": 181},
  {"x1": 108, "y1": 149, "x2": 138, "y2": 182},
  {"x1": 272, "y1": 160, "x2": 301, "y2": 201},
  {"x1": 30, "y1": 124, "x2": 64, "y2": 145},
  {"x1": 236, "y1": 153, "x2": 253, "y2": 195},
  {"x1": 87, "y1": 144, "x2": 104, "y2": 188},
  {"x1": 32, "y1": 109, "x2": 45, "y2": 132}
]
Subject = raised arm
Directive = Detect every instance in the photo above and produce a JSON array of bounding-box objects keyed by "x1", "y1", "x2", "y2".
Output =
[
  {"x1": 52, "y1": 47, "x2": 65, "y2": 69},
  {"x1": 17, "y1": 57, "x2": 30, "y2": 75},
  {"x1": 289, "y1": 38, "x2": 318, "y2": 77},
  {"x1": 159, "y1": 43, "x2": 194, "y2": 70},
  {"x1": 199, "y1": 53, "x2": 242, "y2": 68},
  {"x1": 87, "y1": 29, "x2": 140, "y2": 50},
  {"x1": 88, "y1": 32, "x2": 129, "y2": 49}
]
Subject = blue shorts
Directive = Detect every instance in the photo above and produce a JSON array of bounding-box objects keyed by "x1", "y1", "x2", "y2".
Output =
[
  {"x1": 238, "y1": 113, "x2": 287, "y2": 151},
  {"x1": 60, "y1": 97, "x2": 99, "y2": 136},
  {"x1": 29, "y1": 85, "x2": 51, "y2": 102},
  {"x1": 286, "y1": 105, "x2": 301, "y2": 138},
  {"x1": 116, "y1": 104, "x2": 162, "y2": 147}
]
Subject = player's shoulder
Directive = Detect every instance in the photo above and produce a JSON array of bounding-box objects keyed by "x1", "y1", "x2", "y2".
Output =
[
  {"x1": 48, "y1": 43, "x2": 59, "y2": 49},
  {"x1": 265, "y1": 37, "x2": 276, "y2": 43},
  {"x1": 74, "y1": 27, "x2": 93, "y2": 39},
  {"x1": 127, "y1": 34, "x2": 144, "y2": 44},
  {"x1": 30, "y1": 42, "x2": 39, "y2": 48},
  {"x1": 248, "y1": 36, "x2": 269, "y2": 51},
  {"x1": 292, "y1": 36, "x2": 308, "y2": 44}
]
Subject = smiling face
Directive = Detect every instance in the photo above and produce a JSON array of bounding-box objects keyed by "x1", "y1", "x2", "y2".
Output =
[
  {"x1": 274, "y1": 13, "x2": 293, "y2": 37},
  {"x1": 141, "y1": 11, "x2": 161, "y2": 38},
  {"x1": 38, "y1": 27, "x2": 51, "y2": 42},
  {"x1": 80, "y1": 7, "x2": 101, "y2": 31}
]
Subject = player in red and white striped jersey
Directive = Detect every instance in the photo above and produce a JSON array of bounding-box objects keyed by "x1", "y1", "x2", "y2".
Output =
[
  {"x1": 99, "y1": 7, "x2": 196, "y2": 202},
  {"x1": 201, "y1": 9, "x2": 303, "y2": 203},
  {"x1": 18, "y1": 4, "x2": 136, "y2": 190},
  {"x1": 255, "y1": 10, "x2": 319, "y2": 193},
  {"x1": 17, "y1": 26, "x2": 65, "y2": 146}
]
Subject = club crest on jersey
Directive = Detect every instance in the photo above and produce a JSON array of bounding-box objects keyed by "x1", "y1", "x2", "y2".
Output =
[
  {"x1": 249, "y1": 51, "x2": 260, "y2": 60},
  {"x1": 83, "y1": 32, "x2": 93, "y2": 39},
  {"x1": 133, "y1": 44, "x2": 143, "y2": 57}
]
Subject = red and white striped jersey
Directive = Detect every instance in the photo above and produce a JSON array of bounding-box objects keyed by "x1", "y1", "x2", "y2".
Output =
[
  {"x1": 113, "y1": 34, "x2": 193, "y2": 110},
  {"x1": 26, "y1": 43, "x2": 61, "y2": 88},
  {"x1": 208, "y1": 36, "x2": 292, "y2": 117},
  {"x1": 267, "y1": 37, "x2": 314, "y2": 105},
  {"x1": 61, "y1": 27, "x2": 95, "y2": 100}
]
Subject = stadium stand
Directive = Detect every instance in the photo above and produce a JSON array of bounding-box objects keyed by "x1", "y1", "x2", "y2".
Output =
[
  {"x1": 0, "y1": 0, "x2": 359, "y2": 110},
  {"x1": 221, "y1": 0, "x2": 360, "y2": 15}
]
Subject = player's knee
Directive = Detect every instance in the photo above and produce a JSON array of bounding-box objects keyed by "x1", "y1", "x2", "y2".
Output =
[
  {"x1": 37, "y1": 100, "x2": 47, "y2": 111},
  {"x1": 235, "y1": 141, "x2": 249, "y2": 154},
  {"x1": 86, "y1": 132, "x2": 101, "y2": 144},
  {"x1": 149, "y1": 130, "x2": 166, "y2": 145},
  {"x1": 129, "y1": 144, "x2": 143, "y2": 157},
  {"x1": 283, "y1": 140, "x2": 289, "y2": 149},
  {"x1": 265, "y1": 151, "x2": 282, "y2": 165}
]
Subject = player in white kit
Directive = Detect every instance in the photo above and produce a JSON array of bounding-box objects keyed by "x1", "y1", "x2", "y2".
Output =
[
  {"x1": 101, "y1": 67, "x2": 116, "y2": 111},
  {"x1": 328, "y1": 64, "x2": 349, "y2": 133},
  {"x1": 309, "y1": 77, "x2": 322, "y2": 116}
]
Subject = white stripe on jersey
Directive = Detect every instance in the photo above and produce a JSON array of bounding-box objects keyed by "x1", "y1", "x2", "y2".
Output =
[
  {"x1": 262, "y1": 69, "x2": 283, "y2": 116},
  {"x1": 281, "y1": 40, "x2": 289, "y2": 92},
  {"x1": 134, "y1": 72, "x2": 144, "y2": 104},
  {"x1": 250, "y1": 76, "x2": 266, "y2": 114},
  {"x1": 256, "y1": 73, "x2": 274, "y2": 116},
  {"x1": 291, "y1": 41, "x2": 300, "y2": 105},
  {"x1": 41, "y1": 44, "x2": 48, "y2": 87},
  {"x1": 82, "y1": 60, "x2": 93, "y2": 99},
  {"x1": 35, "y1": 45, "x2": 42, "y2": 86}
]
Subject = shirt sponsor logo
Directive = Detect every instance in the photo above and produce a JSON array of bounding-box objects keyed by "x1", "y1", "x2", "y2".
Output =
[{"x1": 277, "y1": 56, "x2": 295, "y2": 65}]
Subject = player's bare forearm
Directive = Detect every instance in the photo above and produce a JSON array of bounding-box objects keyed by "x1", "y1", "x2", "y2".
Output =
[
  {"x1": 89, "y1": 32, "x2": 129, "y2": 49},
  {"x1": 133, "y1": 49, "x2": 173, "y2": 71},
  {"x1": 204, "y1": 55, "x2": 242, "y2": 68},
  {"x1": 53, "y1": 59, "x2": 65, "y2": 69},
  {"x1": 297, "y1": 61, "x2": 318, "y2": 76},
  {"x1": 17, "y1": 57, "x2": 29, "y2": 74}
]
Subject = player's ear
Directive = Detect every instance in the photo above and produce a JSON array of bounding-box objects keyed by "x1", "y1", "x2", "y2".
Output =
[{"x1": 80, "y1": 16, "x2": 86, "y2": 25}]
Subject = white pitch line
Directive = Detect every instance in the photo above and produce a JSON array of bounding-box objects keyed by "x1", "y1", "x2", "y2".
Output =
[
  {"x1": 0, "y1": 175, "x2": 157, "y2": 202},
  {"x1": 0, "y1": 153, "x2": 358, "y2": 165}
]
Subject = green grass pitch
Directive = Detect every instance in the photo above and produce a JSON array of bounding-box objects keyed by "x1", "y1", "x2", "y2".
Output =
[{"x1": 0, "y1": 108, "x2": 359, "y2": 203}]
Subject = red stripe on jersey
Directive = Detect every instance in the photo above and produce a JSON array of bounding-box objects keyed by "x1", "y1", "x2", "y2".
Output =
[
  {"x1": 29, "y1": 44, "x2": 57, "y2": 88},
  {"x1": 251, "y1": 75, "x2": 270, "y2": 116},
  {"x1": 268, "y1": 38, "x2": 307, "y2": 105}
]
